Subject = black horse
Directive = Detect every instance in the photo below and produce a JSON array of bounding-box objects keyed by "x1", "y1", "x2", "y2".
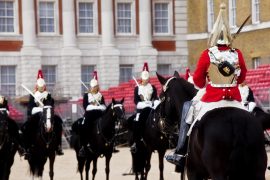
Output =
[
  {"x1": 157, "y1": 71, "x2": 267, "y2": 180},
  {"x1": 71, "y1": 98, "x2": 125, "y2": 180},
  {"x1": 0, "y1": 109, "x2": 20, "y2": 180},
  {"x1": 22, "y1": 103, "x2": 62, "y2": 180},
  {"x1": 127, "y1": 104, "x2": 170, "y2": 180}
]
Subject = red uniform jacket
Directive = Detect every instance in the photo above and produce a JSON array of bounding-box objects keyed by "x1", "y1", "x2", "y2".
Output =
[{"x1": 193, "y1": 45, "x2": 247, "y2": 102}]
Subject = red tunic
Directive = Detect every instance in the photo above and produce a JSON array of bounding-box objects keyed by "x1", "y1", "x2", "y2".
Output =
[{"x1": 193, "y1": 45, "x2": 247, "y2": 102}]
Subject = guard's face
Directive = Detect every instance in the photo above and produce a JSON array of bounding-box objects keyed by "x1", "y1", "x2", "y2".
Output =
[
  {"x1": 91, "y1": 85, "x2": 99, "y2": 94},
  {"x1": 142, "y1": 79, "x2": 149, "y2": 85},
  {"x1": 37, "y1": 86, "x2": 45, "y2": 92}
]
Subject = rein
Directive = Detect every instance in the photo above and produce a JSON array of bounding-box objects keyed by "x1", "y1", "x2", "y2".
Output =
[{"x1": 97, "y1": 104, "x2": 124, "y2": 148}]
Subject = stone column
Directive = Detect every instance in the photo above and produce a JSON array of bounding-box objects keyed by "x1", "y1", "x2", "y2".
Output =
[
  {"x1": 99, "y1": 0, "x2": 120, "y2": 90},
  {"x1": 136, "y1": 0, "x2": 157, "y2": 78},
  {"x1": 20, "y1": 0, "x2": 41, "y2": 96},
  {"x1": 60, "y1": 0, "x2": 81, "y2": 98}
]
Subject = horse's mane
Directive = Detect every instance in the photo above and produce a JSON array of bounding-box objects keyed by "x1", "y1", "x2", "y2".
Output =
[{"x1": 173, "y1": 77, "x2": 198, "y2": 100}]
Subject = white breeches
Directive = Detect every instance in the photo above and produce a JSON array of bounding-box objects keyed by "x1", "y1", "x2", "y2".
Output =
[
  {"x1": 136, "y1": 100, "x2": 161, "y2": 110},
  {"x1": 32, "y1": 107, "x2": 43, "y2": 115},
  {"x1": 86, "y1": 104, "x2": 106, "y2": 111}
]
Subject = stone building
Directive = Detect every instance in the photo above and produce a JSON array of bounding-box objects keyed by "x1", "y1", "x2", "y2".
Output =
[
  {"x1": 0, "y1": 0, "x2": 188, "y2": 99},
  {"x1": 187, "y1": 0, "x2": 270, "y2": 70}
]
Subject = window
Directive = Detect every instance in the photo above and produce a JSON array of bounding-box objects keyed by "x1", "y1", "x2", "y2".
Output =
[
  {"x1": 0, "y1": 1, "x2": 15, "y2": 33},
  {"x1": 229, "y1": 0, "x2": 236, "y2": 27},
  {"x1": 157, "y1": 64, "x2": 170, "y2": 76},
  {"x1": 42, "y1": 66, "x2": 56, "y2": 92},
  {"x1": 120, "y1": 65, "x2": 133, "y2": 83},
  {"x1": 207, "y1": 0, "x2": 214, "y2": 32},
  {"x1": 252, "y1": 57, "x2": 261, "y2": 69},
  {"x1": 153, "y1": 2, "x2": 170, "y2": 34},
  {"x1": 116, "y1": 2, "x2": 133, "y2": 34},
  {"x1": 252, "y1": 0, "x2": 260, "y2": 24},
  {"x1": 0, "y1": 66, "x2": 16, "y2": 96},
  {"x1": 39, "y1": 1, "x2": 55, "y2": 33},
  {"x1": 81, "y1": 65, "x2": 95, "y2": 94},
  {"x1": 78, "y1": 2, "x2": 95, "y2": 34}
]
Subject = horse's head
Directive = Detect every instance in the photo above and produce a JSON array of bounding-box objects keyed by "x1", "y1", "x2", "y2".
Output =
[
  {"x1": 41, "y1": 105, "x2": 54, "y2": 133},
  {"x1": 157, "y1": 71, "x2": 197, "y2": 126},
  {"x1": 111, "y1": 98, "x2": 126, "y2": 123}
]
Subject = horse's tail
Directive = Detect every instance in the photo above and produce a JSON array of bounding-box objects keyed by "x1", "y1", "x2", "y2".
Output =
[{"x1": 229, "y1": 110, "x2": 267, "y2": 179}]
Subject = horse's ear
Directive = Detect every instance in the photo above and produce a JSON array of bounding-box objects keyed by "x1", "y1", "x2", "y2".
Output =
[
  {"x1": 156, "y1": 72, "x2": 166, "y2": 85},
  {"x1": 174, "y1": 71, "x2": 181, "y2": 79},
  {"x1": 120, "y1": 97, "x2": 125, "y2": 104},
  {"x1": 112, "y1": 98, "x2": 116, "y2": 104}
]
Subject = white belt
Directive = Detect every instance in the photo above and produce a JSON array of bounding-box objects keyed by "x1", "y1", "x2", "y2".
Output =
[{"x1": 210, "y1": 83, "x2": 237, "y2": 88}]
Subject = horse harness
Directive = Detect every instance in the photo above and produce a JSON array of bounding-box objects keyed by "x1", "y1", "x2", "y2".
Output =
[
  {"x1": 97, "y1": 103, "x2": 124, "y2": 150},
  {"x1": 39, "y1": 106, "x2": 55, "y2": 148}
]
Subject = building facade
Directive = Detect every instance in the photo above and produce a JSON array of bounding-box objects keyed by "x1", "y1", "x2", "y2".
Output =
[
  {"x1": 0, "y1": 0, "x2": 188, "y2": 99},
  {"x1": 187, "y1": 0, "x2": 270, "y2": 70}
]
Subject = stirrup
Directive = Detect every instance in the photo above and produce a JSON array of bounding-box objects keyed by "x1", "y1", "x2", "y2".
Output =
[
  {"x1": 56, "y1": 147, "x2": 64, "y2": 156},
  {"x1": 165, "y1": 153, "x2": 186, "y2": 166},
  {"x1": 78, "y1": 147, "x2": 86, "y2": 157},
  {"x1": 130, "y1": 143, "x2": 137, "y2": 153}
]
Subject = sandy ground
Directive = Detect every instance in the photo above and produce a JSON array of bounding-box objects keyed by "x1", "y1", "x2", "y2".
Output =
[{"x1": 9, "y1": 148, "x2": 270, "y2": 180}]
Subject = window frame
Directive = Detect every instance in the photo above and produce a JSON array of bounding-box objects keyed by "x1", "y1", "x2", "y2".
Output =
[
  {"x1": 81, "y1": 65, "x2": 95, "y2": 94},
  {"x1": 42, "y1": 65, "x2": 57, "y2": 92},
  {"x1": 0, "y1": 0, "x2": 19, "y2": 35},
  {"x1": 119, "y1": 64, "x2": 133, "y2": 83},
  {"x1": 157, "y1": 64, "x2": 171, "y2": 76},
  {"x1": 207, "y1": 0, "x2": 214, "y2": 32},
  {"x1": 77, "y1": 0, "x2": 98, "y2": 36},
  {"x1": 251, "y1": 0, "x2": 260, "y2": 24},
  {"x1": 0, "y1": 66, "x2": 16, "y2": 97},
  {"x1": 152, "y1": 0, "x2": 173, "y2": 36},
  {"x1": 229, "y1": 0, "x2": 237, "y2": 28},
  {"x1": 37, "y1": 0, "x2": 59, "y2": 35},
  {"x1": 115, "y1": 0, "x2": 135, "y2": 36},
  {"x1": 252, "y1": 57, "x2": 261, "y2": 69}
]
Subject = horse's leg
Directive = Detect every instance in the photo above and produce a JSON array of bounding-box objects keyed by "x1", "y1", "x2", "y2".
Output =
[
  {"x1": 92, "y1": 158, "x2": 97, "y2": 180},
  {"x1": 49, "y1": 154, "x2": 55, "y2": 180},
  {"x1": 85, "y1": 159, "x2": 90, "y2": 180},
  {"x1": 135, "y1": 173, "x2": 139, "y2": 180},
  {"x1": 105, "y1": 154, "x2": 112, "y2": 180},
  {"x1": 158, "y1": 150, "x2": 166, "y2": 180},
  {"x1": 144, "y1": 150, "x2": 152, "y2": 180}
]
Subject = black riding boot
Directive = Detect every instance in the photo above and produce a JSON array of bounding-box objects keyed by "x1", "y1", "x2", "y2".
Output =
[
  {"x1": 130, "y1": 117, "x2": 141, "y2": 154},
  {"x1": 165, "y1": 101, "x2": 192, "y2": 169},
  {"x1": 56, "y1": 132, "x2": 64, "y2": 156}
]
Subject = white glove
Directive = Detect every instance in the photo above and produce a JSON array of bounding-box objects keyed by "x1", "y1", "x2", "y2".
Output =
[
  {"x1": 32, "y1": 107, "x2": 43, "y2": 115},
  {"x1": 248, "y1": 102, "x2": 256, "y2": 112}
]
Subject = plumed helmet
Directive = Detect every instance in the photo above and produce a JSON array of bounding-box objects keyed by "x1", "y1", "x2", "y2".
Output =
[
  {"x1": 90, "y1": 71, "x2": 98, "y2": 88},
  {"x1": 208, "y1": 3, "x2": 232, "y2": 47},
  {"x1": 36, "y1": 69, "x2": 46, "y2": 87},
  {"x1": 141, "y1": 62, "x2": 150, "y2": 80}
]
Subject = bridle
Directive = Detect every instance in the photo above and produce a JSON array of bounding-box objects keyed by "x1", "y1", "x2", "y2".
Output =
[
  {"x1": 40, "y1": 105, "x2": 55, "y2": 148},
  {"x1": 97, "y1": 103, "x2": 126, "y2": 148}
]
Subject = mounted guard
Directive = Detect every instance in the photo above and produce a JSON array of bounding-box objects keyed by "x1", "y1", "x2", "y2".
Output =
[
  {"x1": 0, "y1": 95, "x2": 25, "y2": 156},
  {"x1": 22, "y1": 69, "x2": 63, "y2": 160},
  {"x1": 166, "y1": 3, "x2": 248, "y2": 167},
  {"x1": 130, "y1": 62, "x2": 159, "y2": 153},
  {"x1": 78, "y1": 71, "x2": 106, "y2": 157}
]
